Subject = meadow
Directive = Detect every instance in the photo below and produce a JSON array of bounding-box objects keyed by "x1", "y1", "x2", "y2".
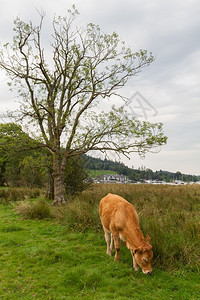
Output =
[{"x1": 0, "y1": 184, "x2": 200, "y2": 299}]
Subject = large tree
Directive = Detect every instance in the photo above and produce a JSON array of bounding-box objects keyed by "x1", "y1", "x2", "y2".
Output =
[{"x1": 0, "y1": 7, "x2": 167, "y2": 204}]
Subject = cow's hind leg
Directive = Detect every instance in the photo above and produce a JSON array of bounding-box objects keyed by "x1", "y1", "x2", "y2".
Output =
[
  {"x1": 103, "y1": 227, "x2": 112, "y2": 257},
  {"x1": 110, "y1": 233, "x2": 114, "y2": 252},
  {"x1": 112, "y1": 231, "x2": 121, "y2": 262}
]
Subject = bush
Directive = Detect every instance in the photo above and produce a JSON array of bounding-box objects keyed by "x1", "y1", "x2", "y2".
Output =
[{"x1": 64, "y1": 156, "x2": 92, "y2": 196}]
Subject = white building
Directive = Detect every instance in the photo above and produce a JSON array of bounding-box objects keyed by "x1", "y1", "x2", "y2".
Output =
[{"x1": 98, "y1": 174, "x2": 127, "y2": 183}]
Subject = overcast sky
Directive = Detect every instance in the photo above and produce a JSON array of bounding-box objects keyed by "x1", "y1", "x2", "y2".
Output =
[{"x1": 0, "y1": 0, "x2": 200, "y2": 175}]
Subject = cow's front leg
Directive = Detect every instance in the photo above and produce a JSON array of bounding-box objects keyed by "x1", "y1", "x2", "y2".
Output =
[{"x1": 131, "y1": 250, "x2": 139, "y2": 271}]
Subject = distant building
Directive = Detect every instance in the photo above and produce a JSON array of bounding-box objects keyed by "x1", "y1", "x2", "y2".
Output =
[{"x1": 98, "y1": 174, "x2": 127, "y2": 183}]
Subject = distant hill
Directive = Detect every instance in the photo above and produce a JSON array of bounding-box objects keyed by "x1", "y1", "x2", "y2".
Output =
[{"x1": 84, "y1": 155, "x2": 200, "y2": 182}]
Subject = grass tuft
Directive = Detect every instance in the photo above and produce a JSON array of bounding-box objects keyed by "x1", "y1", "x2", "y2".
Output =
[
  {"x1": 53, "y1": 196, "x2": 101, "y2": 232},
  {"x1": 16, "y1": 199, "x2": 53, "y2": 220}
]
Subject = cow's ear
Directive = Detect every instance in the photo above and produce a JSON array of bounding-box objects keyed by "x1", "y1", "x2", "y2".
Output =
[{"x1": 146, "y1": 235, "x2": 151, "y2": 243}]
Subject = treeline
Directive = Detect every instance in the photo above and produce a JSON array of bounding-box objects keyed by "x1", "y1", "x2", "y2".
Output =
[{"x1": 84, "y1": 156, "x2": 200, "y2": 182}]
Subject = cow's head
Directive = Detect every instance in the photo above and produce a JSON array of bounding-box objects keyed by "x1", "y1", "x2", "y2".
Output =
[{"x1": 134, "y1": 235, "x2": 153, "y2": 274}]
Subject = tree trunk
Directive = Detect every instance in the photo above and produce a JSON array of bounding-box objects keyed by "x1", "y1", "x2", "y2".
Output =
[
  {"x1": 46, "y1": 169, "x2": 54, "y2": 200},
  {"x1": 52, "y1": 174, "x2": 66, "y2": 205},
  {"x1": 51, "y1": 154, "x2": 66, "y2": 205}
]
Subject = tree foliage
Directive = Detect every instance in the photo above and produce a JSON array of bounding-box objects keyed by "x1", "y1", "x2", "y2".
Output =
[
  {"x1": 64, "y1": 156, "x2": 92, "y2": 196},
  {"x1": 0, "y1": 123, "x2": 46, "y2": 187}
]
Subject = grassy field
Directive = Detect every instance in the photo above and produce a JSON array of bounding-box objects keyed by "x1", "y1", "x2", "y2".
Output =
[{"x1": 0, "y1": 184, "x2": 200, "y2": 299}]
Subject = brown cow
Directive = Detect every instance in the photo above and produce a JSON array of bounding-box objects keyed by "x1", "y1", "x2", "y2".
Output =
[{"x1": 99, "y1": 193, "x2": 153, "y2": 274}]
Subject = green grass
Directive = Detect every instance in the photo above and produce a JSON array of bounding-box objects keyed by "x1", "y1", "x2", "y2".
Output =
[
  {"x1": 0, "y1": 196, "x2": 200, "y2": 299},
  {"x1": 50, "y1": 184, "x2": 200, "y2": 270}
]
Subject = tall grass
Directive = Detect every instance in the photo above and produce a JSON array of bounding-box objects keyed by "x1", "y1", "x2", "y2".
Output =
[
  {"x1": 52, "y1": 184, "x2": 200, "y2": 271},
  {"x1": 14, "y1": 184, "x2": 200, "y2": 271},
  {"x1": 16, "y1": 198, "x2": 53, "y2": 219},
  {"x1": 0, "y1": 187, "x2": 41, "y2": 204}
]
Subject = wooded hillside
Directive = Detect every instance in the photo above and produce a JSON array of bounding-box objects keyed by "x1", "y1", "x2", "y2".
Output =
[{"x1": 84, "y1": 155, "x2": 200, "y2": 182}]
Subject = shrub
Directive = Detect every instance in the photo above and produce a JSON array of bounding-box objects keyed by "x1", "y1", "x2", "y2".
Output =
[{"x1": 64, "y1": 156, "x2": 92, "y2": 196}]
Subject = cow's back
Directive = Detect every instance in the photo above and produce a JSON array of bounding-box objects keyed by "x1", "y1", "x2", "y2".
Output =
[{"x1": 99, "y1": 193, "x2": 139, "y2": 232}]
